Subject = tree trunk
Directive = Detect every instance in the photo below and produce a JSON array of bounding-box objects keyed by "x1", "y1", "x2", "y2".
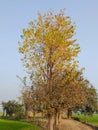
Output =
[
  {"x1": 25, "y1": 107, "x2": 29, "y2": 119},
  {"x1": 48, "y1": 115, "x2": 54, "y2": 130},
  {"x1": 58, "y1": 112, "x2": 62, "y2": 129},
  {"x1": 58, "y1": 112, "x2": 62, "y2": 123},
  {"x1": 2, "y1": 109, "x2": 5, "y2": 117},
  {"x1": 67, "y1": 109, "x2": 72, "y2": 119},
  {"x1": 33, "y1": 110, "x2": 36, "y2": 117},
  {"x1": 53, "y1": 111, "x2": 62, "y2": 130},
  {"x1": 53, "y1": 112, "x2": 57, "y2": 130},
  {"x1": 56, "y1": 112, "x2": 59, "y2": 125}
]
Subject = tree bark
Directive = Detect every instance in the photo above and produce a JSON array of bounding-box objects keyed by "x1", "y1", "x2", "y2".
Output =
[
  {"x1": 67, "y1": 109, "x2": 72, "y2": 119},
  {"x1": 48, "y1": 115, "x2": 54, "y2": 130},
  {"x1": 53, "y1": 111, "x2": 62, "y2": 130}
]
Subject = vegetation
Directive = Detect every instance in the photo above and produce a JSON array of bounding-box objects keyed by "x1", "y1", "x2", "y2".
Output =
[
  {"x1": 0, "y1": 119, "x2": 41, "y2": 130},
  {"x1": 18, "y1": 9, "x2": 98, "y2": 130},
  {"x1": 18, "y1": 9, "x2": 87, "y2": 130},
  {"x1": 73, "y1": 80, "x2": 98, "y2": 118},
  {"x1": 73, "y1": 113, "x2": 98, "y2": 126},
  {"x1": 2, "y1": 100, "x2": 24, "y2": 119},
  {"x1": 84, "y1": 80, "x2": 98, "y2": 113}
]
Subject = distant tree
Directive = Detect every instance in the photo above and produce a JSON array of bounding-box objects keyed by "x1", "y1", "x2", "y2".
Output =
[
  {"x1": 18, "y1": 9, "x2": 85, "y2": 130},
  {"x1": 2, "y1": 102, "x2": 8, "y2": 116},
  {"x1": 2, "y1": 100, "x2": 24, "y2": 118},
  {"x1": 84, "y1": 80, "x2": 98, "y2": 114},
  {"x1": 63, "y1": 68, "x2": 86, "y2": 119},
  {"x1": 74, "y1": 80, "x2": 98, "y2": 115},
  {"x1": 21, "y1": 88, "x2": 34, "y2": 118},
  {"x1": 17, "y1": 76, "x2": 35, "y2": 118}
]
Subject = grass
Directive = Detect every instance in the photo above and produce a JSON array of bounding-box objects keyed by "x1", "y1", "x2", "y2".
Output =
[
  {"x1": 73, "y1": 113, "x2": 98, "y2": 126},
  {"x1": 0, "y1": 118, "x2": 41, "y2": 130}
]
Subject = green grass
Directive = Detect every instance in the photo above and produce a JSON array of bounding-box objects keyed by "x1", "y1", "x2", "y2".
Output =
[
  {"x1": 0, "y1": 119, "x2": 41, "y2": 130},
  {"x1": 73, "y1": 113, "x2": 98, "y2": 125}
]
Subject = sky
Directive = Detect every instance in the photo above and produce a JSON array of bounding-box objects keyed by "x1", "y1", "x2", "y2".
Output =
[{"x1": 0, "y1": 0, "x2": 98, "y2": 103}]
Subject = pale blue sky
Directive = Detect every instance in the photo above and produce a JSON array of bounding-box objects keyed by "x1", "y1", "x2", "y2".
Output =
[{"x1": 0, "y1": 0, "x2": 98, "y2": 102}]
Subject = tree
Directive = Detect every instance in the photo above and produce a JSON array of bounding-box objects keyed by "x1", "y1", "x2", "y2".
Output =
[
  {"x1": 83, "y1": 80, "x2": 98, "y2": 114},
  {"x1": 18, "y1": 10, "x2": 84, "y2": 130},
  {"x1": 2, "y1": 102, "x2": 8, "y2": 116},
  {"x1": 73, "y1": 80, "x2": 98, "y2": 116},
  {"x1": 17, "y1": 76, "x2": 37, "y2": 118},
  {"x1": 2, "y1": 100, "x2": 24, "y2": 118},
  {"x1": 21, "y1": 87, "x2": 35, "y2": 118},
  {"x1": 61, "y1": 68, "x2": 86, "y2": 119}
]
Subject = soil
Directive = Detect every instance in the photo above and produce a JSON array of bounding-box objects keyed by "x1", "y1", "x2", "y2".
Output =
[
  {"x1": 27, "y1": 118, "x2": 97, "y2": 130},
  {"x1": 60, "y1": 119, "x2": 95, "y2": 130}
]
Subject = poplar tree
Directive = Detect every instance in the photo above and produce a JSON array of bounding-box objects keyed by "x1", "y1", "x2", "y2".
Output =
[{"x1": 18, "y1": 10, "x2": 85, "y2": 130}]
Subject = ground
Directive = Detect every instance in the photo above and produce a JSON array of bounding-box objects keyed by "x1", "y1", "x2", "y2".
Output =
[
  {"x1": 60, "y1": 119, "x2": 94, "y2": 130},
  {"x1": 22, "y1": 117, "x2": 97, "y2": 130}
]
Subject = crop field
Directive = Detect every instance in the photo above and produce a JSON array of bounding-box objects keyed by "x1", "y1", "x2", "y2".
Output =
[
  {"x1": 73, "y1": 113, "x2": 98, "y2": 126},
  {"x1": 0, "y1": 119, "x2": 41, "y2": 130}
]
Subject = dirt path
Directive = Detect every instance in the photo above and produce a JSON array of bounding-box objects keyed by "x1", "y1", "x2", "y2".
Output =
[{"x1": 60, "y1": 119, "x2": 94, "y2": 130}]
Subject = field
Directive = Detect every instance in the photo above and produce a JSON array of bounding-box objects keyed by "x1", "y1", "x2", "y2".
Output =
[
  {"x1": 73, "y1": 113, "x2": 98, "y2": 126},
  {"x1": 0, "y1": 119, "x2": 41, "y2": 130}
]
